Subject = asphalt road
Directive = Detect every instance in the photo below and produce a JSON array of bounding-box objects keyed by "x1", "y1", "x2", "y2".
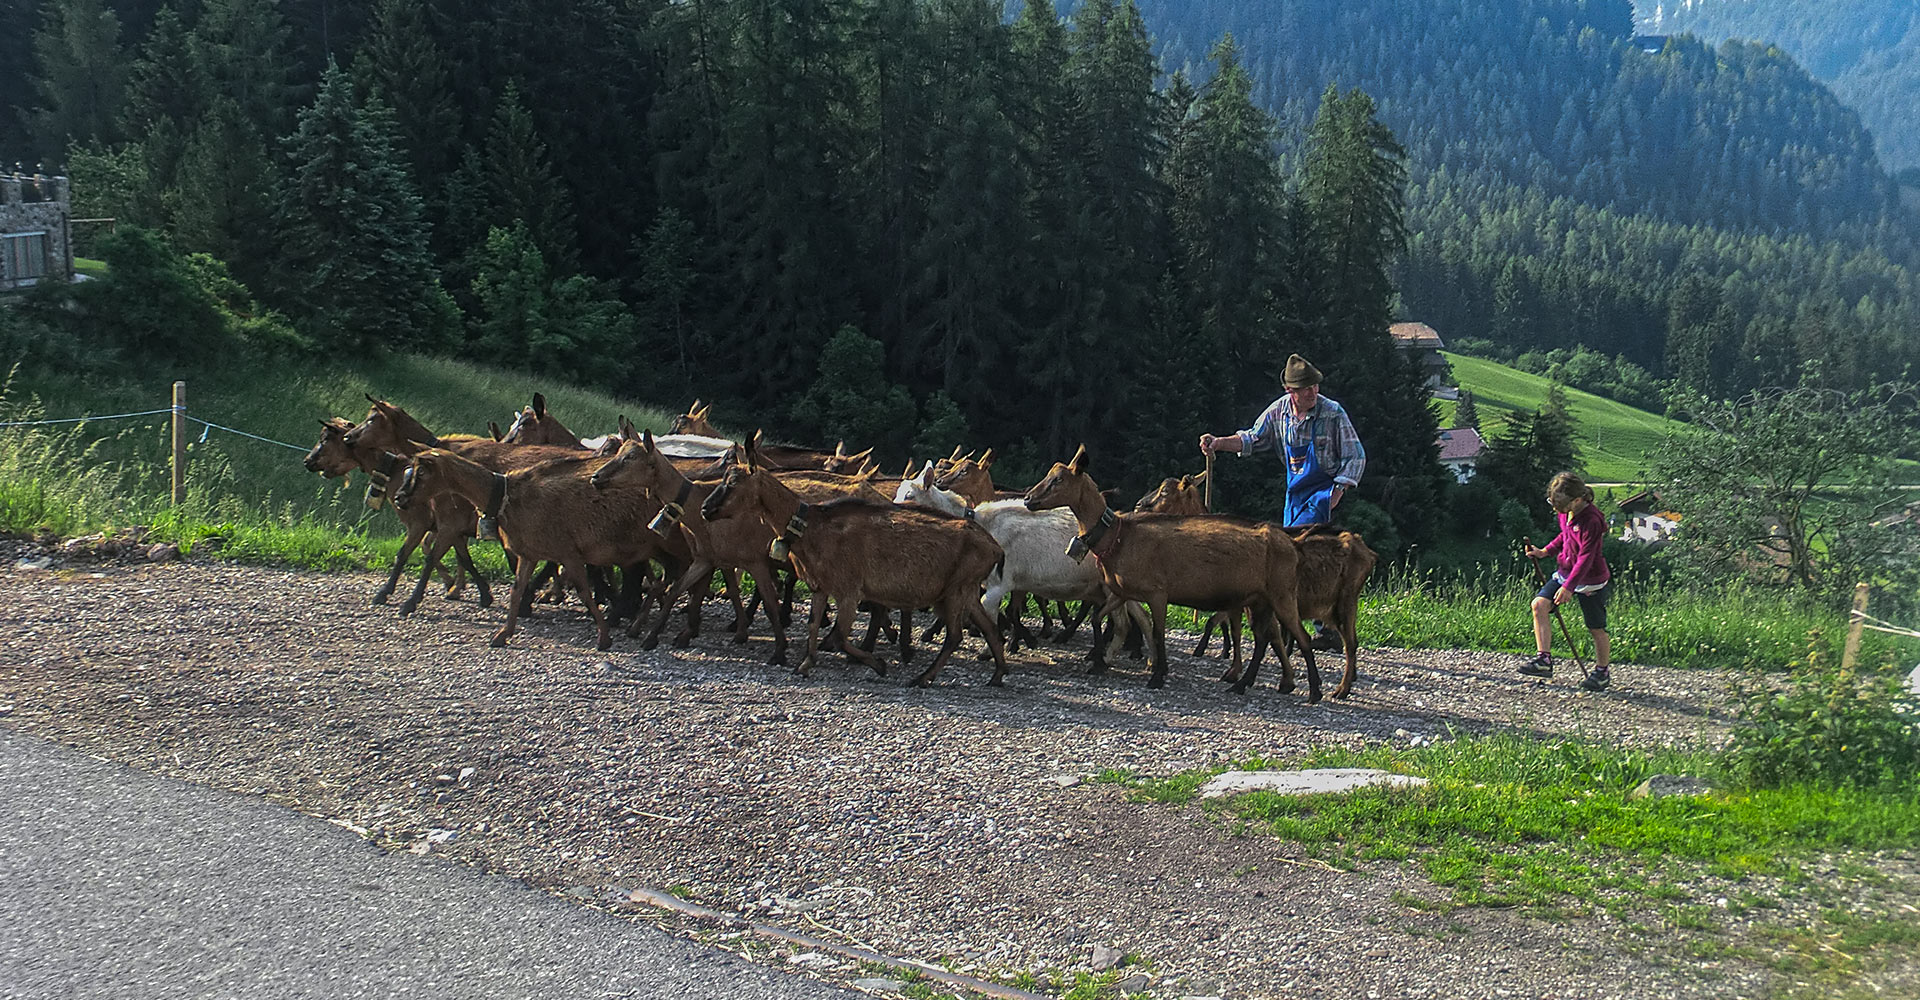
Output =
[{"x1": 0, "y1": 726, "x2": 862, "y2": 1000}]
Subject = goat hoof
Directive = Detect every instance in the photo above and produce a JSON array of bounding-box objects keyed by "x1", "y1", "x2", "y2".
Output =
[
  {"x1": 1229, "y1": 682, "x2": 1250, "y2": 695},
  {"x1": 1307, "y1": 691, "x2": 1323, "y2": 704},
  {"x1": 372, "y1": 593, "x2": 391, "y2": 605},
  {"x1": 398, "y1": 602, "x2": 419, "y2": 617},
  {"x1": 672, "y1": 634, "x2": 692, "y2": 648},
  {"x1": 598, "y1": 638, "x2": 613, "y2": 652},
  {"x1": 640, "y1": 637, "x2": 660, "y2": 651},
  {"x1": 988, "y1": 675, "x2": 1006, "y2": 687},
  {"x1": 731, "y1": 633, "x2": 749, "y2": 645},
  {"x1": 1276, "y1": 680, "x2": 1297, "y2": 695},
  {"x1": 1146, "y1": 677, "x2": 1166, "y2": 690},
  {"x1": 488, "y1": 635, "x2": 508, "y2": 648},
  {"x1": 1219, "y1": 668, "x2": 1241, "y2": 683}
]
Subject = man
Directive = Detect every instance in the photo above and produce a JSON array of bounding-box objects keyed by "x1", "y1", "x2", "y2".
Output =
[{"x1": 1198, "y1": 353, "x2": 1365, "y2": 650}]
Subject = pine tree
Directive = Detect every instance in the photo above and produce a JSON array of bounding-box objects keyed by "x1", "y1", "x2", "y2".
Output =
[
  {"x1": 122, "y1": 4, "x2": 204, "y2": 207},
  {"x1": 351, "y1": 0, "x2": 459, "y2": 220},
  {"x1": 172, "y1": 97, "x2": 278, "y2": 292},
  {"x1": 1454, "y1": 388, "x2": 1479, "y2": 429},
  {"x1": 190, "y1": 0, "x2": 301, "y2": 141},
  {"x1": 278, "y1": 63, "x2": 448, "y2": 350},
  {"x1": 629, "y1": 207, "x2": 700, "y2": 403},
  {"x1": 26, "y1": 0, "x2": 129, "y2": 162}
]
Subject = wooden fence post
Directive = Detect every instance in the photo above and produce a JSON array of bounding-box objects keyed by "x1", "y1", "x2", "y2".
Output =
[
  {"x1": 1840, "y1": 581, "x2": 1870, "y2": 674},
  {"x1": 171, "y1": 381, "x2": 185, "y2": 506}
]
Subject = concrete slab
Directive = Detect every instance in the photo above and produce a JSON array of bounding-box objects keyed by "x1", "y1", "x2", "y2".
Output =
[{"x1": 1198, "y1": 768, "x2": 1429, "y2": 799}]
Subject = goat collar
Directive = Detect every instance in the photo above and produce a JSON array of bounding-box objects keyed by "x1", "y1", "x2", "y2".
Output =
[
  {"x1": 780, "y1": 503, "x2": 811, "y2": 543},
  {"x1": 485, "y1": 472, "x2": 508, "y2": 521},
  {"x1": 1077, "y1": 507, "x2": 1120, "y2": 559},
  {"x1": 651, "y1": 479, "x2": 697, "y2": 532}
]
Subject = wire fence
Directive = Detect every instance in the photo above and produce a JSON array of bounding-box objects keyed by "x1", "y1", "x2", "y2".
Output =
[{"x1": 0, "y1": 406, "x2": 309, "y2": 452}]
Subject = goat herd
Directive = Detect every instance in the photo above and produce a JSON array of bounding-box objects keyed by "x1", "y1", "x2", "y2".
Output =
[{"x1": 305, "y1": 395, "x2": 1376, "y2": 704}]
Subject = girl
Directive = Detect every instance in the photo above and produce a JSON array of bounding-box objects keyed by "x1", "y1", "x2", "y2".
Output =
[{"x1": 1518, "y1": 472, "x2": 1612, "y2": 691}]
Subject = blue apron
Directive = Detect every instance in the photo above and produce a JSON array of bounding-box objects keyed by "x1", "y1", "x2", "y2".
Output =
[{"x1": 1284, "y1": 420, "x2": 1336, "y2": 527}]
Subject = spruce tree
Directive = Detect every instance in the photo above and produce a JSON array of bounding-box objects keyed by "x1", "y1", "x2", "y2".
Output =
[
  {"x1": 26, "y1": 0, "x2": 129, "y2": 161},
  {"x1": 278, "y1": 63, "x2": 448, "y2": 350},
  {"x1": 351, "y1": 0, "x2": 459, "y2": 223},
  {"x1": 1454, "y1": 388, "x2": 1479, "y2": 429}
]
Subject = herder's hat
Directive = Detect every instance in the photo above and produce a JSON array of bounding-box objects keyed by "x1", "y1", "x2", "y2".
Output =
[{"x1": 1282, "y1": 354, "x2": 1323, "y2": 389}]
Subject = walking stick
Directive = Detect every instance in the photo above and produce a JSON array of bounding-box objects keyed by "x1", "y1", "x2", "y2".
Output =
[
  {"x1": 1204, "y1": 449, "x2": 1214, "y2": 512},
  {"x1": 1522, "y1": 535, "x2": 1588, "y2": 675}
]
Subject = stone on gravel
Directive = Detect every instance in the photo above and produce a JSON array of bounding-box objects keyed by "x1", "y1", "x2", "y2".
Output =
[
  {"x1": 146, "y1": 543, "x2": 178, "y2": 563},
  {"x1": 1117, "y1": 972, "x2": 1150, "y2": 992},
  {"x1": 15, "y1": 556, "x2": 52, "y2": 571},
  {"x1": 1628, "y1": 774, "x2": 1712, "y2": 800},
  {"x1": 1091, "y1": 943, "x2": 1124, "y2": 970},
  {"x1": 1199, "y1": 768, "x2": 1428, "y2": 799},
  {"x1": 850, "y1": 978, "x2": 903, "y2": 993}
]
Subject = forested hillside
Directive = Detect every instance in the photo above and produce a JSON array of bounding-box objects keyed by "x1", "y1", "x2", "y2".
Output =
[
  {"x1": 5, "y1": 0, "x2": 1918, "y2": 554},
  {"x1": 1635, "y1": 0, "x2": 1920, "y2": 171},
  {"x1": 1134, "y1": 0, "x2": 1920, "y2": 385}
]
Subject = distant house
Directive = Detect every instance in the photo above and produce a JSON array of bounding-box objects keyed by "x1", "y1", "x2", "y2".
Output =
[
  {"x1": 1617, "y1": 488, "x2": 1680, "y2": 546},
  {"x1": 1388, "y1": 322, "x2": 1452, "y2": 395},
  {"x1": 0, "y1": 172, "x2": 73, "y2": 292},
  {"x1": 1435, "y1": 427, "x2": 1484, "y2": 483},
  {"x1": 1632, "y1": 35, "x2": 1668, "y2": 54}
]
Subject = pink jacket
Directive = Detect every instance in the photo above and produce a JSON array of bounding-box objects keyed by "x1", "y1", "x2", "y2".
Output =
[{"x1": 1544, "y1": 503, "x2": 1610, "y2": 591}]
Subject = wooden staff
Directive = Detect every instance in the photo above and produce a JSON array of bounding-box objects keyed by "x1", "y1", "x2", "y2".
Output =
[
  {"x1": 1204, "y1": 449, "x2": 1214, "y2": 512},
  {"x1": 1523, "y1": 535, "x2": 1587, "y2": 673}
]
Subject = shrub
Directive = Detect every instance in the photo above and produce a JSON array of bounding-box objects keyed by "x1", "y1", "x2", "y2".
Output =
[{"x1": 1724, "y1": 632, "x2": 1920, "y2": 790}]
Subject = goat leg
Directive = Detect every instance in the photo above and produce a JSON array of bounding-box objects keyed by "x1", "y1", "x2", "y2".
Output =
[
  {"x1": 451, "y1": 536, "x2": 492, "y2": 609},
  {"x1": 491, "y1": 557, "x2": 539, "y2": 647}
]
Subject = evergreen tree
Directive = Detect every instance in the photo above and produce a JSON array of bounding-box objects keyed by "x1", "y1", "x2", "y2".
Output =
[
  {"x1": 277, "y1": 63, "x2": 448, "y2": 350},
  {"x1": 0, "y1": 0, "x2": 42, "y2": 156},
  {"x1": 121, "y1": 4, "x2": 205, "y2": 214},
  {"x1": 351, "y1": 0, "x2": 459, "y2": 223},
  {"x1": 172, "y1": 97, "x2": 278, "y2": 292},
  {"x1": 26, "y1": 0, "x2": 129, "y2": 162},
  {"x1": 190, "y1": 0, "x2": 301, "y2": 141},
  {"x1": 629, "y1": 207, "x2": 700, "y2": 404},
  {"x1": 1454, "y1": 388, "x2": 1478, "y2": 429},
  {"x1": 1664, "y1": 273, "x2": 1737, "y2": 396},
  {"x1": 791, "y1": 326, "x2": 917, "y2": 460},
  {"x1": 1165, "y1": 34, "x2": 1283, "y2": 428}
]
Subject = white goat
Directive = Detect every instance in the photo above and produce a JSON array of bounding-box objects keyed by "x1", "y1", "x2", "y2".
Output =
[{"x1": 895, "y1": 465, "x2": 1144, "y2": 668}]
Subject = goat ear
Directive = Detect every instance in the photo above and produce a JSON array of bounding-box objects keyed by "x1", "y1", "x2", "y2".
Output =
[
  {"x1": 488, "y1": 421, "x2": 503, "y2": 441},
  {"x1": 1068, "y1": 444, "x2": 1088, "y2": 474},
  {"x1": 641, "y1": 428, "x2": 655, "y2": 450},
  {"x1": 366, "y1": 393, "x2": 379, "y2": 404},
  {"x1": 620, "y1": 415, "x2": 637, "y2": 438},
  {"x1": 979, "y1": 448, "x2": 994, "y2": 469},
  {"x1": 532, "y1": 393, "x2": 547, "y2": 417}
]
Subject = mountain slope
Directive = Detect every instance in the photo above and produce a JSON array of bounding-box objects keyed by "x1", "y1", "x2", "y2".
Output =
[{"x1": 1636, "y1": 0, "x2": 1920, "y2": 169}]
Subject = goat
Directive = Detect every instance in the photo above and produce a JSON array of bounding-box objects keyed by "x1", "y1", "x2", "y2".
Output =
[
  {"x1": 701, "y1": 445, "x2": 1008, "y2": 686},
  {"x1": 1131, "y1": 472, "x2": 1243, "y2": 661},
  {"x1": 590, "y1": 431, "x2": 797, "y2": 663},
  {"x1": 501, "y1": 392, "x2": 587, "y2": 450},
  {"x1": 1024, "y1": 446, "x2": 1319, "y2": 699},
  {"x1": 662, "y1": 400, "x2": 853, "y2": 472},
  {"x1": 391, "y1": 448, "x2": 683, "y2": 651},
  {"x1": 1234, "y1": 526, "x2": 1377, "y2": 700},
  {"x1": 893, "y1": 466, "x2": 1144, "y2": 673},
  {"x1": 305, "y1": 418, "x2": 490, "y2": 612},
  {"x1": 344, "y1": 396, "x2": 658, "y2": 621},
  {"x1": 669, "y1": 399, "x2": 717, "y2": 437}
]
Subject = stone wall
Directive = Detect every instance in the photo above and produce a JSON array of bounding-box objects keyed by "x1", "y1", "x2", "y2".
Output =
[{"x1": 0, "y1": 173, "x2": 73, "y2": 291}]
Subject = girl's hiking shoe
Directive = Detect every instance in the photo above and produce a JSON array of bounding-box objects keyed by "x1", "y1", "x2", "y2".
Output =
[
  {"x1": 1518, "y1": 653, "x2": 1553, "y2": 677},
  {"x1": 1579, "y1": 671, "x2": 1611, "y2": 692}
]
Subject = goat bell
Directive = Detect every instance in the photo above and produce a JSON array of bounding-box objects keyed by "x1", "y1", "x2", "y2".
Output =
[
  {"x1": 1065, "y1": 535, "x2": 1090, "y2": 563},
  {"x1": 769, "y1": 536, "x2": 791, "y2": 561},
  {"x1": 648, "y1": 502, "x2": 684, "y2": 534},
  {"x1": 479, "y1": 515, "x2": 501, "y2": 541}
]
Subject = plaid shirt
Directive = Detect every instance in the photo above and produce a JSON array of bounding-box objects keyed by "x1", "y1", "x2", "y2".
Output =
[{"x1": 1234, "y1": 395, "x2": 1366, "y2": 487}]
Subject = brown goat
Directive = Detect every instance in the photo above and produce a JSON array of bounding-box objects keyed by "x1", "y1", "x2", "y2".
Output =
[
  {"x1": 700, "y1": 446, "x2": 1008, "y2": 686},
  {"x1": 1234, "y1": 526, "x2": 1377, "y2": 700},
  {"x1": 668, "y1": 400, "x2": 717, "y2": 437},
  {"x1": 501, "y1": 392, "x2": 587, "y2": 450},
  {"x1": 304, "y1": 417, "x2": 490, "y2": 612},
  {"x1": 1024, "y1": 446, "x2": 1320, "y2": 699},
  {"x1": 392, "y1": 448, "x2": 682, "y2": 650},
  {"x1": 590, "y1": 432, "x2": 797, "y2": 662}
]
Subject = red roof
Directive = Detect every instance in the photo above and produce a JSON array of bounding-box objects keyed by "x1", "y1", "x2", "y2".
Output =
[{"x1": 1435, "y1": 427, "x2": 1484, "y2": 462}]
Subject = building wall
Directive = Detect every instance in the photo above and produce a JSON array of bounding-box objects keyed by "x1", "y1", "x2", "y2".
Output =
[{"x1": 0, "y1": 174, "x2": 73, "y2": 291}]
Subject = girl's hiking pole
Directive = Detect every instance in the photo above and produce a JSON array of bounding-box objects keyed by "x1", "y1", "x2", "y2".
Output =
[{"x1": 1523, "y1": 536, "x2": 1588, "y2": 676}]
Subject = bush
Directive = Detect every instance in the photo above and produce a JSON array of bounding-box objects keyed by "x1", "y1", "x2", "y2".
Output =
[{"x1": 1724, "y1": 633, "x2": 1920, "y2": 790}]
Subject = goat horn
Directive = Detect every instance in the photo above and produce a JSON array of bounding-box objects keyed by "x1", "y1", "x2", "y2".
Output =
[
  {"x1": 979, "y1": 448, "x2": 994, "y2": 468},
  {"x1": 948, "y1": 445, "x2": 963, "y2": 461},
  {"x1": 1069, "y1": 444, "x2": 1088, "y2": 473}
]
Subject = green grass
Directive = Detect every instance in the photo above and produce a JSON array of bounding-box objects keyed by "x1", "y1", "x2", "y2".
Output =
[
  {"x1": 0, "y1": 353, "x2": 676, "y2": 567},
  {"x1": 73, "y1": 256, "x2": 107, "y2": 277},
  {"x1": 1098, "y1": 733, "x2": 1920, "y2": 915},
  {"x1": 1439, "y1": 351, "x2": 1688, "y2": 483}
]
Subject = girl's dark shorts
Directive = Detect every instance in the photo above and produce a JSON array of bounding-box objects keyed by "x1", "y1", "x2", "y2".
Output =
[{"x1": 1537, "y1": 579, "x2": 1610, "y2": 631}]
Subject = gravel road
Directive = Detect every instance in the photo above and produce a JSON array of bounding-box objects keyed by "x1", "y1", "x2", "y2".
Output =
[{"x1": 2, "y1": 545, "x2": 1914, "y2": 1000}]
